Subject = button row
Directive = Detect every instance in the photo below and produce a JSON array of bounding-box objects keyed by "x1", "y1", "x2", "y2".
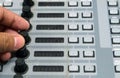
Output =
[
  {"x1": 68, "y1": 36, "x2": 95, "y2": 44},
  {"x1": 68, "y1": 65, "x2": 96, "y2": 73},
  {"x1": 68, "y1": 50, "x2": 95, "y2": 58}
]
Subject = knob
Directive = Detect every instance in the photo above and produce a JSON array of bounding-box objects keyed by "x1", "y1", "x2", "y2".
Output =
[
  {"x1": 16, "y1": 46, "x2": 30, "y2": 58},
  {"x1": 14, "y1": 59, "x2": 28, "y2": 74},
  {"x1": 19, "y1": 31, "x2": 31, "y2": 44},
  {"x1": 21, "y1": 6, "x2": 33, "y2": 18},
  {"x1": 23, "y1": 0, "x2": 34, "y2": 6}
]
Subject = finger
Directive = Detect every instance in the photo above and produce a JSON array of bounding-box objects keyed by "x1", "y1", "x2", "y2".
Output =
[
  {"x1": 0, "y1": 7, "x2": 29, "y2": 30},
  {"x1": 0, "y1": 32, "x2": 25, "y2": 53},
  {"x1": 0, "y1": 52, "x2": 11, "y2": 61}
]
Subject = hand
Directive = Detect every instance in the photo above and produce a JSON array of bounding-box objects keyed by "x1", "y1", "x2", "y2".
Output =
[{"x1": 0, "y1": 7, "x2": 29, "y2": 61}]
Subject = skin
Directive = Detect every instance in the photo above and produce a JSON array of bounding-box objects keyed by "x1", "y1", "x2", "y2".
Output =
[{"x1": 0, "y1": 7, "x2": 29, "y2": 61}]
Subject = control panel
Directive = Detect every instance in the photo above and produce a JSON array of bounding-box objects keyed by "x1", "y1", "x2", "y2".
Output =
[{"x1": 0, "y1": 0, "x2": 120, "y2": 78}]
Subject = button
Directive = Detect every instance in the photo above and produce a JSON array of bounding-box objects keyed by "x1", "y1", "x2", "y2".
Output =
[
  {"x1": 68, "y1": 12, "x2": 78, "y2": 18},
  {"x1": 16, "y1": 46, "x2": 30, "y2": 58},
  {"x1": 23, "y1": 0, "x2": 34, "y2": 6},
  {"x1": 82, "y1": 24, "x2": 93, "y2": 30},
  {"x1": 111, "y1": 28, "x2": 120, "y2": 34},
  {"x1": 108, "y1": 1, "x2": 118, "y2": 7},
  {"x1": 81, "y1": 11, "x2": 92, "y2": 18},
  {"x1": 68, "y1": 65, "x2": 80, "y2": 72},
  {"x1": 113, "y1": 50, "x2": 120, "y2": 57},
  {"x1": 109, "y1": 8, "x2": 119, "y2": 15},
  {"x1": 83, "y1": 50, "x2": 95, "y2": 57},
  {"x1": 112, "y1": 37, "x2": 120, "y2": 44},
  {"x1": 84, "y1": 65, "x2": 96, "y2": 73},
  {"x1": 68, "y1": 24, "x2": 79, "y2": 30},
  {"x1": 68, "y1": 50, "x2": 79, "y2": 57},
  {"x1": 68, "y1": 37, "x2": 79, "y2": 43},
  {"x1": 110, "y1": 17, "x2": 120, "y2": 24},
  {"x1": 82, "y1": 36, "x2": 94, "y2": 44},
  {"x1": 14, "y1": 75, "x2": 23, "y2": 78},
  {"x1": 81, "y1": 0, "x2": 92, "y2": 7},
  {"x1": 68, "y1": 1, "x2": 78, "y2": 7},
  {"x1": 115, "y1": 65, "x2": 120, "y2": 73},
  {"x1": 3, "y1": 0, "x2": 13, "y2": 7},
  {"x1": 14, "y1": 59, "x2": 28, "y2": 74}
]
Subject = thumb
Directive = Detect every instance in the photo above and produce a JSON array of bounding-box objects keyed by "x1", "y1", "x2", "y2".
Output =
[{"x1": 0, "y1": 33, "x2": 25, "y2": 53}]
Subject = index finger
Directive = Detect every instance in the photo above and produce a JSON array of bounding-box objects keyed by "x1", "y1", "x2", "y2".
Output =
[{"x1": 0, "y1": 7, "x2": 29, "y2": 30}]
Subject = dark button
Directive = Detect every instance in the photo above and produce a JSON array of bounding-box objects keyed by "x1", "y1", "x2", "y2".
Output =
[
  {"x1": 19, "y1": 31, "x2": 31, "y2": 44},
  {"x1": 24, "y1": 17, "x2": 32, "y2": 31},
  {"x1": 23, "y1": 0, "x2": 34, "y2": 6},
  {"x1": 16, "y1": 46, "x2": 30, "y2": 58},
  {"x1": 14, "y1": 59, "x2": 28, "y2": 74},
  {"x1": 21, "y1": 6, "x2": 33, "y2": 18}
]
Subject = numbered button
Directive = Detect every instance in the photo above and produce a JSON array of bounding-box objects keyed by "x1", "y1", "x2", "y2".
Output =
[{"x1": 68, "y1": 65, "x2": 80, "y2": 72}]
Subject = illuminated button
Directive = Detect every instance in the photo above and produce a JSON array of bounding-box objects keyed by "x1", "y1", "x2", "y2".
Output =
[
  {"x1": 68, "y1": 24, "x2": 79, "y2": 30},
  {"x1": 68, "y1": 37, "x2": 79, "y2": 43},
  {"x1": 68, "y1": 12, "x2": 78, "y2": 18},
  {"x1": 108, "y1": 1, "x2": 118, "y2": 7},
  {"x1": 81, "y1": 11, "x2": 92, "y2": 18},
  {"x1": 68, "y1": 65, "x2": 80, "y2": 72},
  {"x1": 112, "y1": 37, "x2": 120, "y2": 44},
  {"x1": 115, "y1": 65, "x2": 120, "y2": 73},
  {"x1": 84, "y1": 65, "x2": 96, "y2": 73},
  {"x1": 83, "y1": 50, "x2": 95, "y2": 57},
  {"x1": 68, "y1": 1, "x2": 78, "y2": 7},
  {"x1": 3, "y1": 0, "x2": 13, "y2": 7},
  {"x1": 109, "y1": 9, "x2": 119, "y2": 15},
  {"x1": 110, "y1": 17, "x2": 120, "y2": 24},
  {"x1": 111, "y1": 28, "x2": 120, "y2": 34},
  {"x1": 82, "y1": 36, "x2": 94, "y2": 44},
  {"x1": 81, "y1": 0, "x2": 92, "y2": 7},
  {"x1": 113, "y1": 50, "x2": 120, "y2": 57},
  {"x1": 68, "y1": 50, "x2": 79, "y2": 57},
  {"x1": 82, "y1": 24, "x2": 93, "y2": 30}
]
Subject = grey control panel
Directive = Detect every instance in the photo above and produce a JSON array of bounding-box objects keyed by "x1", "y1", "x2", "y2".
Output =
[{"x1": 0, "y1": 0, "x2": 120, "y2": 78}]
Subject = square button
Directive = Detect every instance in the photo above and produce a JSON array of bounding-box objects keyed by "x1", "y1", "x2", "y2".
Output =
[
  {"x1": 113, "y1": 50, "x2": 120, "y2": 57},
  {"x1": 110, "y1": 17, "x2": 120, "y2": 24},
  {"x1": 115, "y1": 65, "x2": 120, "y2": 73},
  {"x1": 82, "y1": 24, "x2": 93, "y2": 30},
  {"x1": 68, "y1": 50, "x2": 79, "y2": 57},
  {"x1": 83, "y1": 50, "x2": 95, "y2": 57},
  {"x1": 81, "y1": 1, "x2": 92, "y2": 7},
  {"x1": 84, "y1": 65, "x2": 96, "y2": 73},
  {"x1": 68, "y1": 1, "x2": 78, "y2": 7},
  {"x1": 109, "y1": 9, "x2": 119, "y2": 15},
  {"x1": 68, "y1": 37, "x2": 79, "y2": 43},
  {"x1": 68, "y1": 65, "x2": 80, "y2": 72},
  {"x1": 112, "y1": 37, "x2": 120, "y2": 44},
  {"x1": 108, "y1": 1, "x2": 118, "y2": 7},
  {"x1": 68, "y1": 24, "x2": 79, "y2": 30},
  {"x1": 68, "y1": 12, "x2": 79, "y2": 18},
  {"x1": 81, "y1": 11, "x2": 92, "y2": 18},
  {"x1": 3, "y1": 0, "x2": 13, "y2": 7},
  {"x1": 82, "y1": 36, "x2": 94, "y2": 44}
]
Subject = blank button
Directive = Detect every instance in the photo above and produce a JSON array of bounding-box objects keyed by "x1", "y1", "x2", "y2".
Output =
[
  {"x1": 83, "y1": 50, "x2": 95, "y2": 57},
  {"x1": 81, "y1": 11, "x2": 92, "y2": 18},
  {"x1": 3, "y1": 0, "x2": 13, "y2": 7},
  {"x1": 68, "y1": 37, "x2": 79, "y2": 43},
  {"x1": 68, "y1": 50, "x2": 79, "y2": 57},
  {"x1": 81, "y1": 1, "x2": 92, "y2": 7},
  {"x1": 111, "y1": 28, "x2": 120, "y2": 34},
  {"x1": 112, "y1": 37, "x2": 120, "y2": 44},
  {"x1": 115, "y1": 65, "x2": 120, "y2": 73},
  {"x1": 68, "y1": 24, "x2": 79, "y2": 30},
  {"x1": 82, "y1": 24, "x2": 93, "y2": 30},
  {"x1": 82, "y1": 36, "x2": 94, "y2": 44},
  {"x1": 68, "y1": 65, "x2": 80, "y2": 72},
  {"x1": 84, "y1": 65, "x2": 96, "y2": 73},
  {"x1": 110, "y1": 17, "x2": 120, "y2": 24},
  {"x1": 68, "y1": 12, "x2": 78, "y2": 18},
  {"x1": 68, "y1": 1, "x2": 78, "y2": 7},
  {"x1": 108, "y1": 1, "x2": 118, "y2": 6},
  {"x1": 113, "y1": 50, "x2": 120, "y2": 57},
  {"x1": 109, "y1": 9, "x2": 119, "y2": 15}
]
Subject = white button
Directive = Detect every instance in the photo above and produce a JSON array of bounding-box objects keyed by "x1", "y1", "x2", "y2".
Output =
[
  {"x1": 110, "y1": 17, "x2": 120, "y2": 24},
  {"x1": 115, "y1": 65, "x2": 120, "y2": 72},
  {"x1": 108, "y1": 1, "x2": 118, "y2": 6},
  {"x1": 84, "y1": 65, "x2": 96, "y2": 72},
  {"x1": 83, "y1": 36, "x2": 94, "y2": 43},
  {"x1": 82, "y1": 11, "x2": 92, "y2": 18},
  {"x1": 3, "y1": 0, "x2": 13, "y2": 7},
  {"x1": 83, "y1": 50, "x2": 95, "y2": 57},
  {"x1": 82, "y1": 24, "x2": 93, "y2": 30},
  {"x1": 113, "y1": 50, "x2": 120, "y2": 57},
  {"x1": 112, "y1": 37, "x2": 120, "y2": 44},
  {"x1": 68, "y1": 1, "x2": 78, "y2": 7},
  {"x1": 68, "y1": 24, "x2": 78, "y2": 30},
  {"x1": 69, "y1": 65, "x2": 79, "y2": 72},
  {"x1": 68, "y1": 50, "x2": 79, "y2": 57},
  {"x1": 109, "y1": 9, "x2": 119, "y2": 15},
  {"x1": 81, "y1": 1, "x2": 92, "y2": 7},
  {"x1": 68, "y1": 12, "x2": 78, "y2": 18},
  {"x1": 68, "y1": 37, "x2": 79, "y2": 43},
  {"x1": 111, "y1": 28, "x2": 120, "y2": 34}
]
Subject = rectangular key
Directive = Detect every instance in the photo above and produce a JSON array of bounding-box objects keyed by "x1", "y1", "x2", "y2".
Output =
[{"x1": 38, "y1": 2, "x2": 64, "y2": 6}]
